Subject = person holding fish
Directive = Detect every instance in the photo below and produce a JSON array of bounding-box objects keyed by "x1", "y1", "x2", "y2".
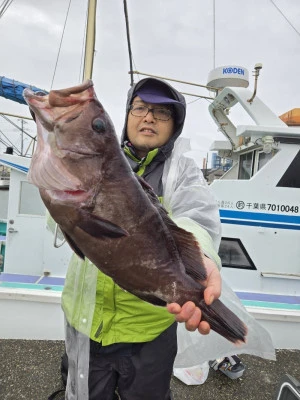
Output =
[{"x1": 24, "y1": 77, "x2": 247, "y2": 400}]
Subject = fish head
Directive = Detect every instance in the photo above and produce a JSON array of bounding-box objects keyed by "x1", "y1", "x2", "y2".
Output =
[{"x1": 23, "y1": 80, "x2": 119, "y2": 204}]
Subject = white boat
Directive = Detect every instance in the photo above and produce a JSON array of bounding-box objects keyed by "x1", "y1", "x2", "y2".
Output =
[
  {"x1": 0, "y1": 153, "x2": 71, "y2": 340},
  {"x1": 207, "y1": 65, "x2": 300, "y2": 349}
]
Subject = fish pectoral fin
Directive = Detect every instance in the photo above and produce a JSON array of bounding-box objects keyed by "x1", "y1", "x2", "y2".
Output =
[
  {"x1": 77, "y1": 209, "x2": 128, "y2": 238},
  {"x1": 62, "y1": 230, "x2": 85, "y2": 260},
  {"x1": 168, "y1": 223, "x2": 207, "y2": 282}
]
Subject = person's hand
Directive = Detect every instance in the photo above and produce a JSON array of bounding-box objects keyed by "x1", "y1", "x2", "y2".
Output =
[{"x1": 167, "y1": 256, "x2": 221, "y2": 335}]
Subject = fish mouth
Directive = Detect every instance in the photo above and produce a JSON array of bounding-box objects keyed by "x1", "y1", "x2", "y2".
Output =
[
  {"x1": 23, "y1": 80, "x2": 95, "y2": 130},
  {"x1": 58, "y1": 148, "x2": 100, "y2": 158},
  {"x1": 44, "y1": 188, "x2": 91, "y2": 203}
]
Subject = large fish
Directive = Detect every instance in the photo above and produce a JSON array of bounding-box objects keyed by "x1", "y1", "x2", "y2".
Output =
[{"x1": 23, "y1": 80, "x2": 247, "y2": 344}]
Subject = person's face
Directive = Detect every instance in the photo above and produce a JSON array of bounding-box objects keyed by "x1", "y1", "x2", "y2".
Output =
[{"x1": 126, "y1": 97, "x2": 175, "y2": 158}]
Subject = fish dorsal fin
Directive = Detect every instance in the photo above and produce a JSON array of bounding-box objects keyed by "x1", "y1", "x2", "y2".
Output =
[
  {"x1": 77, "y1": 209, "x2": 128, "y2": 238},
  {"x1": 135, "y1": 174, "x2": 169, "y2": 216},
  {"x1": 136, "y1": 174, "x2": 207, "y2": 282},
  {"x1": 165, "y1": 221, "x2": 207, "y2": 282}
]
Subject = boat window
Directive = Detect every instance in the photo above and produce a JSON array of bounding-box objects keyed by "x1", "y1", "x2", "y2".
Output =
[
  {"x1": 226, "y1": 102, "x2": 256, "y2": 127},
  {"x1": 219, "y1": 238, "x2": 256, "y2": 270},
  {"x1": 238, "y1": 152, "x2": 254, "y2": 179},
  {"x1": 257, "y1": 151, "x2": 273, "y2": 171},
  {"x1": 19, "y1": 181, "x2": 45, "y2": 216},
  {"x1": 0, "y1": 190, "x2": 9, "y2": 219},
  {"x1": 277, "y1": 150, "x2": 300, "y2": 188}
]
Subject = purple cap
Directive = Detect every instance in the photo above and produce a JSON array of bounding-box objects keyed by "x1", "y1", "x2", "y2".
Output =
[{"x1": 134, "y1": 80, "x2": 185, "y2": 123}]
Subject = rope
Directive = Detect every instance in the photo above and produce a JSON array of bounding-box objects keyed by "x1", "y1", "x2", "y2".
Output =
[
  {"x1": 78, "y1": 3, "x2": 89, "y2": 83},
  {"x1": 50, "y1": 0, "x2": 72, "y2": 89},
  {"x1": 0, "y1": 0, "x2": 13, "y2": 19},
  {"x1": 0, "y1": 114, "x2": 36, "y2": 141},
  {"x1": 270, "y1": 0, "x2": 300, "y2": 38}
]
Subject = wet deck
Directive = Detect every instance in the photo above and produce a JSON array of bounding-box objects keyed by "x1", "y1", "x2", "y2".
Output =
[{"x1": 0, "y1": 339, "x2": 299, "y2": 399}]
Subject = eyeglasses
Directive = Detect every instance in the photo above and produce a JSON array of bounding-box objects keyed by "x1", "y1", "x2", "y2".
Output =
[{"x1": 130, "y1": 105, "x2": 173, "y2": 121}]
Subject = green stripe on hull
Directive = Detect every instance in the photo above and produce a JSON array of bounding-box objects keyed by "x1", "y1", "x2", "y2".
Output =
[
  {"x1": 0, "y1": 282, "x2": 64, "y2": 292},
  {"x1": 241, "y1": 299, "x2": 300, "y2": 311}
]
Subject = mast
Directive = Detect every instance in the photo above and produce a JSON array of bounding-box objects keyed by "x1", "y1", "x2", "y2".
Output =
[
  {"x1": 83, "y1": 0, "x2": 97, "y2": 81},
  {"x1": 54, "y1": 0, "x2": 98, "y2": 248}
]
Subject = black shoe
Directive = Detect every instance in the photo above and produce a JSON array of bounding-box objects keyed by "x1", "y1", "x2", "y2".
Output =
[{"x1": 209, "y1": 355, "x2": 245, "y2": 379}]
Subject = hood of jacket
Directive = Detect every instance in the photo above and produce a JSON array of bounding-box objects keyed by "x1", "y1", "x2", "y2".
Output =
[{"x1": 121, "y1": 78, "x2": 186, "y2": 160}]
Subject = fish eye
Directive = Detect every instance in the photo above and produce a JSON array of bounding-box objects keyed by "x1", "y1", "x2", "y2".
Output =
[{"x1": 92, "y1": 118, "x2": 106, "y2": 133}]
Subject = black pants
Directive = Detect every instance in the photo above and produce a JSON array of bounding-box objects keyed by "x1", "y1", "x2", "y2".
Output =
[{"x1": 88, "y1": 323, "x2": 177, "y2": 400}]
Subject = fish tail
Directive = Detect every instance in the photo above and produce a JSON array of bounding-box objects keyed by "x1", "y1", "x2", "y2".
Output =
[{"x1": 199, "y1": 299, "x2": 248, "y2": 344}]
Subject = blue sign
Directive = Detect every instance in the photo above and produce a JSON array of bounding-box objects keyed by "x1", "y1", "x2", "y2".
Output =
[{"x1": 222, "y1": 67, "x2": 245, "y2": 75}]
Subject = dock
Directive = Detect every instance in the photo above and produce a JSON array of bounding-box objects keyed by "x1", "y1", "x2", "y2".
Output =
[{"x1": 0, "y1": 339, "x2": 299, "y2": 399}]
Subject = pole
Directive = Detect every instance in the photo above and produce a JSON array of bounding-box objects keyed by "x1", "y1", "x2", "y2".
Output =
[
  {"x1": 213, "y1": 0, "x2": 216, "y2": 69},
  {"x1": 130, "y1": 71, "x2": 218, "y2": 91},
  {"x1": 83, "y1": 0, "x2": 97, "y2": 81},
  {"x1": 21, "y1": 119, "x2": 24, "y2": 156},
  {"x1": 123, "y1": 0, "x2": 134, "y2": 86}
]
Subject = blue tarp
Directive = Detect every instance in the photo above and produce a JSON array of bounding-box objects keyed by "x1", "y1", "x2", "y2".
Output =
[{"x1": 0, "y1": 76, "x2": 48, "y2": 105}]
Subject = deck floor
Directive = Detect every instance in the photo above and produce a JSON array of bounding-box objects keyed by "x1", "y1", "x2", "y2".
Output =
[{"x1": 0, "y1": 340, "x2": 299, "y2": 399}]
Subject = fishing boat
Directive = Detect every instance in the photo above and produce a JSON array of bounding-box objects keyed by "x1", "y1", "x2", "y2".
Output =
[{"x1": 201, "y1": 65, "x2": 300, "y2": 350}]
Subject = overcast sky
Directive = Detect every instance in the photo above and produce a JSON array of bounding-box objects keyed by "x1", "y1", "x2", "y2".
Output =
[{"x1": 0, "y1": 0, "x2": 300, "y2": 163}]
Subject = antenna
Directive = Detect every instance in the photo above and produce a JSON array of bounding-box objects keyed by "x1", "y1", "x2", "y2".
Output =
[{"x1": 247, "y1": 63, "x2": 263, "y2": 104}]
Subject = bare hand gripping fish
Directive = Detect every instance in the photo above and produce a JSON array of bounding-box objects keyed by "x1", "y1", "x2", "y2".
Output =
[{"x1": 23, "y1": 80, "x2": 247, "y2": 344}]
